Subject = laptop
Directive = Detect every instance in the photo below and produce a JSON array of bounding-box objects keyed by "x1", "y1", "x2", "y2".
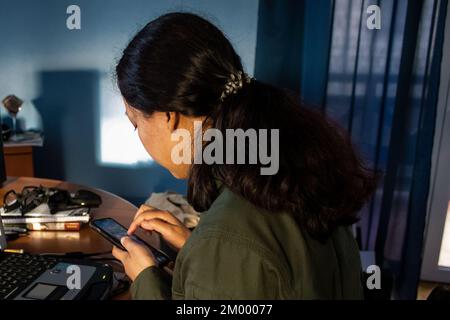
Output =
[{"x1": 0, "y1": 215, "x2": 113, "y2": 300}]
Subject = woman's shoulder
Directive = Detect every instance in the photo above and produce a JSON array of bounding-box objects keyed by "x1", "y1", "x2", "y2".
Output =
[
  {"x1": 177, "y1": 187, "x2": 363, "y2": 299},
  {"x1": 193, "y1": 187, "x2": 293, "y2": 242},
  {"x1": 183, "y1": 187, "x2": 301, "y2": 271},
  {"x1": 197, "y1": 187, "x2": 292, "y2": 227}
]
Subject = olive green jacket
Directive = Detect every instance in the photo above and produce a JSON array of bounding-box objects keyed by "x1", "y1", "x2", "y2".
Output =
[{"x1": 130, "y1": 188, "x2": 363, "y2": 299}]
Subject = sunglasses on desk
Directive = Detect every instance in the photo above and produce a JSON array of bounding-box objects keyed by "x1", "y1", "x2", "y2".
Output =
[
  {"x1": 3, "y1": 186, "x2": 48, "y2": 214},
  {"x1": 3, "y1": 185, "x2": 102, "y2": 215}
]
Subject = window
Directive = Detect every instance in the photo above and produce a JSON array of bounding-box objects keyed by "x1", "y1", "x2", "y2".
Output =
[
  {"x1": 420, "y1": 2, "x2": 450, "y2": 282},
  {"x1": 438, "y1": 202, "x2": 450, "y2": 268},
  {"x1": 98, "y1": 74, "x2": 152, "y2": 166}
]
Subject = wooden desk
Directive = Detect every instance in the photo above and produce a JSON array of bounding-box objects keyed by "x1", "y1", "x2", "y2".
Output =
[{"x1": 0, "y1": 177, "x2": 160, "y2": 299}]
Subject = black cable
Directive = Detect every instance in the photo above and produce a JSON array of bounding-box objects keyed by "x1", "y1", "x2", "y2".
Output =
[
  {"x1": 39, "y1": 250, "x2": 112, "y2": 259},
  {"x1": 86, "y1": 257, "x2": 119, "y2": 262},
  {"x1": 111, "y1": 272, "x2": 130, "y2": 297}
]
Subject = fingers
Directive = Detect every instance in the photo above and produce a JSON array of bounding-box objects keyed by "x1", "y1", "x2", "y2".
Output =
[
  {"x1": 120, "y1": 236, "x2": 151, "y2": 255},
  {"x1": 140, "y1": 219, "x2": 173, "y2": 236},
  {"x1": 120, "y1": 236, "x2": 140, "y2": 252},
  {"x1": 128, "y1": 210, "x2": 180, "y2": 234},
  {"x1": 140, "y1": 219, "x2": 186, "y2": 251},
  {"x1": 112, "y1": 245, "x2": 128, "y2": 262},
  {"x1": 112, "y1": 240, "x2": 156, "y2": 281},
  {"x1": 134, "y1": 204, "x2": 156, "y2": 220},
  {"x1": 145, "y1": 210, "x2": 180, "y2": 225}
]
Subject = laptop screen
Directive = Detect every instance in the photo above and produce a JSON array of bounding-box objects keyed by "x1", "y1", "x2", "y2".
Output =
[
  {"x1": 0, "y1": 124, "x2": 6, "y2": 185},
  {"x1": 0, "y1": 215, "x2": 6, "y2": 250},
  {"x1": 0, "y1": 124, "x2": 7, "y2": 249}
]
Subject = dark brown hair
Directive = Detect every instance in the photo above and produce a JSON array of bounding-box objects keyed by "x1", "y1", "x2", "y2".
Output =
[{"x1": 116, "y1": 12, "x2": 379, "y2": 241}]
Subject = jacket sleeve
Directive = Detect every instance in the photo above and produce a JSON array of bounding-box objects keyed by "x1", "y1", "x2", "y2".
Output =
[
  {"x1": 130, "y1": 266, "x2": 172, "y2": 300},
  {"x1": 172, "y1": 233, "x2": 287, "y2": 299}
]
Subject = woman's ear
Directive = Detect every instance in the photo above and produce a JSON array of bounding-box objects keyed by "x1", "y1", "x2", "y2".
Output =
[{"x1": 166, "y1": 112, "x2": 180, "y2": 132}]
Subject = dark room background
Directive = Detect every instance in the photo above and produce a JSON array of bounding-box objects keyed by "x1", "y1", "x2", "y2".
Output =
[{"x1": 1, "y1": 0, "x2": 449, "y2": 299}]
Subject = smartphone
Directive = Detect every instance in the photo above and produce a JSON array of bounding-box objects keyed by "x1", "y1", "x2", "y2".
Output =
[{"x1": 90, "y1": 217, "x2": 171, "y2": 267}]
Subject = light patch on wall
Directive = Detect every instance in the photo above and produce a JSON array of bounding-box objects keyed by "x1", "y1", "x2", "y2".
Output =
[{"x1": 98, "y1": 74, "x2": 152, "y2": 166}]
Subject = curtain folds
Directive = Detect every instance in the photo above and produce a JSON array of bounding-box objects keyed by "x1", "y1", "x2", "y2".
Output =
[{"x1": 255, "y1": 0, "x2": 448, "y2": 299}]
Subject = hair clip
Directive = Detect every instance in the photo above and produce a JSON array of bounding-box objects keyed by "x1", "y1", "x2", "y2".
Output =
[{"x1": 220, "y1": 71, "x2": 253, "y2": 101}]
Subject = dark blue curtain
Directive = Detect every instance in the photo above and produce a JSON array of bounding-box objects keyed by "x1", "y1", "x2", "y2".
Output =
[{"x1": 255, "y1": 0, "x2": 448, "y2": 299}]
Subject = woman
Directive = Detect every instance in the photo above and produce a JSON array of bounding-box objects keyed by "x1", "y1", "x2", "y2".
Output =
[{"x1": 112, "y1": 12, "x2": 378, "y2": 299}]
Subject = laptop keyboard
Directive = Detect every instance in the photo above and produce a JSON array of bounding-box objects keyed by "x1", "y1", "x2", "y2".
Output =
[{"x1": 0, "y1": 253, "x2": 58, "y2": 300}]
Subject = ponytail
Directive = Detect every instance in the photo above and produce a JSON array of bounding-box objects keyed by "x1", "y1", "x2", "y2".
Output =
[{"x1": 188, "y1": 80, "x2": 378, "y2": 241}]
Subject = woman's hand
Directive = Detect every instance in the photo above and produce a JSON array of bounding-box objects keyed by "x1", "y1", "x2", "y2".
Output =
[
  {"x1": 112, "y1": 236, "x2": 156, "y2": 281},
  {"x1": 128, "y1": 204, "x2": 192, "y2": 251}
]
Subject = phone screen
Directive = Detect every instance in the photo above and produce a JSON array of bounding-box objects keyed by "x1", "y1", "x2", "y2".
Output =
[
  {"x1": 92, "y1": 218, "x2": 170, "y2": 266},
  {"x1": 94, "y1": 218, "x2": 130, "y2": 243}
]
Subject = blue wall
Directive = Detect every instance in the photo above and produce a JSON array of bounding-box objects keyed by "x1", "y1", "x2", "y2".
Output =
[{"x1": 0, "y1": 0, "x2": 259, "y2": 205}]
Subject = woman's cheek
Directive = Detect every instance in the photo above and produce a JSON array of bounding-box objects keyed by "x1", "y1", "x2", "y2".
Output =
[{"x1": 138, "y1": 128, "x2": 159, "y2": 161}]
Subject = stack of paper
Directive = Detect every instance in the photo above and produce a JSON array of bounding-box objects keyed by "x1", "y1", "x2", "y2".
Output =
[{"x1": 1, "y1": 203, "x2": 90, "y2": 225}]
